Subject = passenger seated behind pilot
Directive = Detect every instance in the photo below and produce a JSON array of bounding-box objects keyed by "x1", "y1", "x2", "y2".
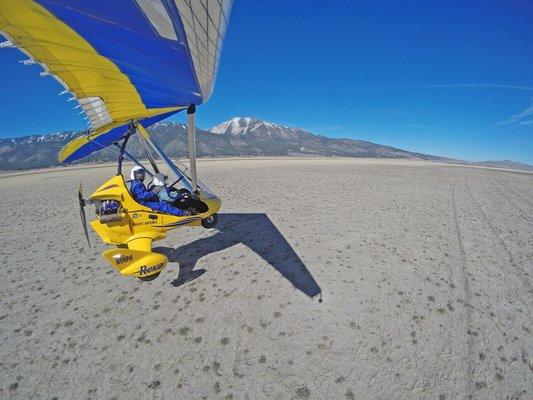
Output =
[{"x1": 129, "y1": 166, "x2": 189, "y2": 217}]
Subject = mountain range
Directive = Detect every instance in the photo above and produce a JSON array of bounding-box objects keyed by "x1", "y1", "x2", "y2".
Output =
[{"x1": 0, "y1": 117, "x2": 531, "y2": 171}]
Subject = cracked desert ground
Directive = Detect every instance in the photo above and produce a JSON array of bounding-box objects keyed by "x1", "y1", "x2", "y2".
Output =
[{"x1": 0, "y1": 158, "x2": 531, "y2": 400}]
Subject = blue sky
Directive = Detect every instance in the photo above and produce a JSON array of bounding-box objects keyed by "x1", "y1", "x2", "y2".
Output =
[{"x1": 1, "y1": 0, "x2": 532, "y2": 163}]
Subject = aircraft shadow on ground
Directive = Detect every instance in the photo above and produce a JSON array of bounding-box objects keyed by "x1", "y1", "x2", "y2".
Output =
[{"x1": 154, "y1": 213, "x2": 321, "y2": 298}]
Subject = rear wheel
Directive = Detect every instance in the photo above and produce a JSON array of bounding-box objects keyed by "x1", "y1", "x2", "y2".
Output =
[
  {"x1": 201, "y1": 213, "x2": 218, "y2": 229},
  {"x1": 138, "y1": 272, "x2": 161, "y2": 281}
]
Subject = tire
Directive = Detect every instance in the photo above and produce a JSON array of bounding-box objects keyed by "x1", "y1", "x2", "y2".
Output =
[
  {"x1": 201, "y1": 213, "x2": 218, "y2": 229},
  {"x1": 138, "y1": 271, "x2": 161, "y2": 281}
]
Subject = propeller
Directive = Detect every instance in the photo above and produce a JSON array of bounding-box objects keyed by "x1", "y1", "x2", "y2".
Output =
[{"x1": 78, "y1": 182, "x2": 91, "y2": 248}]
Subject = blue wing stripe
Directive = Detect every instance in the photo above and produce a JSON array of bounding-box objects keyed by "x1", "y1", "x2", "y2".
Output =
[{"x1": 63, "y1": 110, "x2": 180, "y2": 163}]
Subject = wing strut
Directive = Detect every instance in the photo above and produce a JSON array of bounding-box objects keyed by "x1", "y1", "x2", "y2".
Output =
[
  {"x1": 187, "y1": 105, "x2": 198, "y2": 192},
  {"x1": 113, "y1": 143, "x2": 153, "y2": 178},
  {"x1": 135, "y1": 124, "x2": 195, "y2": 193},
  {"x1": 136, "y1": 125, "x2": 160, "y2": 174}
]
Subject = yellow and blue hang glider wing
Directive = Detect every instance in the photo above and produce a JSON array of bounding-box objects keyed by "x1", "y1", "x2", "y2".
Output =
[{"x1": 0, "y1": 0, "x2": 232, "y2": 163}]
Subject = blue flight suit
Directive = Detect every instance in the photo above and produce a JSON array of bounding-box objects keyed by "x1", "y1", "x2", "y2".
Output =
[{"x1": 130, "y1": 179, "x2": 185, "y2": 216}]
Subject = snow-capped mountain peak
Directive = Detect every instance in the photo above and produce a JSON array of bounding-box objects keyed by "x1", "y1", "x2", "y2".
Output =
[
  {"x1": 209, "y1": 117, "x2": 264, "y2": 135},
  {"x1": 209, "y1": 116, "x2": 304, "y2": 139}
]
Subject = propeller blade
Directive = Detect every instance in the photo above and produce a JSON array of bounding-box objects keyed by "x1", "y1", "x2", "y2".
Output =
[
  {"x1": 78, "y1": 182, "x2": 84, "y2": 207},
  {"x1": 78, "y1": 182, "x2": 91, "y2": 247}
]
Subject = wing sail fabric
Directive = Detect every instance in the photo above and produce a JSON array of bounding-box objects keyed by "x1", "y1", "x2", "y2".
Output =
[
  {"x1": 0, "y1": 0, "x2": 232, "y2": 162},
  {"x1": 174, "y1": 0, "x2": 232, "y2": 102}
]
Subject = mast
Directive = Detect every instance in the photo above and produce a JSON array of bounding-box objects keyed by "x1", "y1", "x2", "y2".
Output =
[{"x1": 187, "y1": 104, "x2": 198, "y2": 192}]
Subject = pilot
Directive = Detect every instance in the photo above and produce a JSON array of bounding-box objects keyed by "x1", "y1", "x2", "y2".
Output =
[{"x1": 129, "y1": 166, "x2": 190, "y2": 216}]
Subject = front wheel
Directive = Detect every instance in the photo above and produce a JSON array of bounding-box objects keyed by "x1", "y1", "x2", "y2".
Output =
[{"x1": 201, "y1": 213, "x2": 218, "y2": 229}]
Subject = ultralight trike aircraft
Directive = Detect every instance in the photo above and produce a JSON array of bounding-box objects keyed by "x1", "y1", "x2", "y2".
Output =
[
  {"x1": 1, "y1": 0, "x2": 233, "y2": 280},
  {"x1": 78, "y1": 107, "x2": 221, "y2": 281}
]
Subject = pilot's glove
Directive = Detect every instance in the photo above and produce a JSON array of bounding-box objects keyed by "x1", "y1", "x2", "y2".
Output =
[{"x1": 176, "y1": 189, "x2": 191, "y2": 198}]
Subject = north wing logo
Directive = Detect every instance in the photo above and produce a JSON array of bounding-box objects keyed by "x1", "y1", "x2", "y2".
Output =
[{"x1": 113, "y1": 254, "x2": 133, "y2": 265}]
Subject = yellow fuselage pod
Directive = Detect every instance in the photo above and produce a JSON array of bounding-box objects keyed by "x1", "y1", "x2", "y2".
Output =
[{"x1": 89, "y1": 175, "x2": 221, "y2": 279}]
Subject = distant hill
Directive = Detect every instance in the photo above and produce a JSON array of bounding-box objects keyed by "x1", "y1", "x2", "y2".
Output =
[
  {"x1": 1, "y1": 117, "x2": 531, "y2": 172},
  {"x1": 469, "y1": 160, "x2": 533, "y2": 171}
]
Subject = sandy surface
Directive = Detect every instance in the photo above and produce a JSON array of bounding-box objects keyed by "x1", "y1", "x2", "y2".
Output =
[{"x1": 0, "y1": 158, "x2": 531, "y2": 399}]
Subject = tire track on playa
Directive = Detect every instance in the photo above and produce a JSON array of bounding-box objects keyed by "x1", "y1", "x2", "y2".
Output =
[
  {"x1": 465, "y1": 180, "x2": 531, "y2": 289},
  {"x1": 449, "y1": 180, "x2": 473, "y2": 400},
  {"x1": 491, "y1": 176, "x2": 533, "y2": 208},
  {"x1": 486, "y1": 176, "x2": 532, "y2": 224}
]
